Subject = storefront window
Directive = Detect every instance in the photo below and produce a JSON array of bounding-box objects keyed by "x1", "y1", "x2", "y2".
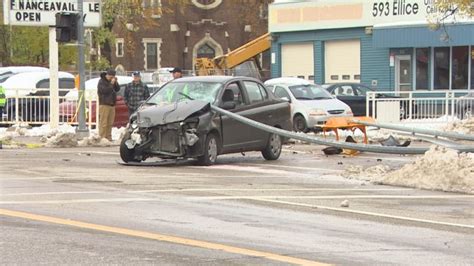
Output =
[
  {"x1": 434, "y1": 47, "x2": 450, "y2": 90},
  {"x1": 452, "y1": 46, "x2": 469, "y2": 90},
  {"x1": 415, "y1": 48, "x2": 429, "y2": 90}
]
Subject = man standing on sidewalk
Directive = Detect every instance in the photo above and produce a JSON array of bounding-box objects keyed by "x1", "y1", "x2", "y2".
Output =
[
  {"x1": 124, "y1": 71, "x2": 150, "y2": 117},
  {"x1": 97, "y1": 69, "x2": 120, "y2": 141}
]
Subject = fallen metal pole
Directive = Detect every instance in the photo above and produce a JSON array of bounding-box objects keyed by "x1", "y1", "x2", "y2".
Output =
[
  {"x1": 211, "y1": 106, "x2": 474, "y2": 154},
  {"x1": 352, "y1": 119, "x2": 474, "y2": 141}
]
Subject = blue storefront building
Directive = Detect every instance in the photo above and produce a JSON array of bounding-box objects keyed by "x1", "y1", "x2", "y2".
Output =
[{"x1": 269, "y1": 0, "x2": 474, "y2": 92}]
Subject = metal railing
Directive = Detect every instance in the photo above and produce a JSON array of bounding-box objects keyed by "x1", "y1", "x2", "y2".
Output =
[
  {"x1": 366, "y1": 90, "x2": 474, "y2": 123},
  {"x1": 1, "y1": 88, "x2": 99, "y2": 128}
]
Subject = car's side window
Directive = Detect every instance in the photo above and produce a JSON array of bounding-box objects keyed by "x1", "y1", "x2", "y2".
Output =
[
  {"x1": 334, "y1": 85, "x2": 355, "y2": 96},
  {"x1": 274, "y1": 86, "x2": 290, "y2": 99},
  {"x1": 223, "y1": 82, "x2": 244, "y2": 107},
  {"x1": 258, "y1": 83, "x2": 269, "y2": 99},
  {"x1": 353, "y1": 85, "x2": 368, "y2": 96},
  {"x1": 243, "y1": 81, "x2": 266, "y2": 104}
]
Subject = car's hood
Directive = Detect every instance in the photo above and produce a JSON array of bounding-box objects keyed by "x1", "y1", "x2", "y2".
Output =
[
  {"x1": 299, "y1": 98, "x2": 350, "y2": 110},
  {"x1": 137, "y1": 100, "x2": 211, "y2": 127}
]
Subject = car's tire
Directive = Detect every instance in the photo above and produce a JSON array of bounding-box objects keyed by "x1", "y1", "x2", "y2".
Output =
[
  {"x1": 120, "y1": 132, "x2": 140, "y2": 163},
  {"x1": 293, "y1": 114, "x2": 309, "y2": 133},
  {"x1": 262, "y1": 133, "x2": 282, "y2": 161},
  {"x1": 197, "y1": 133, "x2": 219, "y2": 166}
]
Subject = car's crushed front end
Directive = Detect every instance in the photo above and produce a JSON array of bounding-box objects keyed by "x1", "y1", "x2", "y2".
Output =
[{"x1": 121, "y1": 100, "x2": 213, "y2": 162}]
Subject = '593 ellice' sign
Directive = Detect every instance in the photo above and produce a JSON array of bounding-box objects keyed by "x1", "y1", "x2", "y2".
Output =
[{"x1": 3, "y1": 0, "x2": 101, "y2": 27}]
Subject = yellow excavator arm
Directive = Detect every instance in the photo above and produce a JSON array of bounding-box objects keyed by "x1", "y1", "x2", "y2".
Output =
[{"x1": 195, "y1": 33, "x2": 271, "y2": 77}]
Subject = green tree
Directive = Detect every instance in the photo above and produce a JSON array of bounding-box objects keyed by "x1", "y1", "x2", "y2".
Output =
[
  {"x1": 95, "y1": 0, "x2": 189, "y2": 56},
  {"x1": 436, "y1": 0, "x2": 473, "y2": 18}
]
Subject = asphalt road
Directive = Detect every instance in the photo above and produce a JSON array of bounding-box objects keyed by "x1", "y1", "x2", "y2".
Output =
[{"x1": 1, "y1": 145, "x2": 473, "y2": 265}]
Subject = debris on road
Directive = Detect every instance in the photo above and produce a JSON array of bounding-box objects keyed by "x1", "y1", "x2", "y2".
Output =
[
  {"x1": 340, "y1": 200, "x2": 350, "y2": 208},
  {"x1": 380, "y1": 135, "x2": 411, "y2": 147}
]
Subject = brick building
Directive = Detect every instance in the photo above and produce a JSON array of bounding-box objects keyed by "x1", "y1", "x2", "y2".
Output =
[{"x1": 110, "y1": 0, "x2": 271, "y2": 75}]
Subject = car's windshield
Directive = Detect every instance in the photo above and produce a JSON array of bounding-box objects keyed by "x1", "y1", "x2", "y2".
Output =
[
  {"x1": 289, "y1": 84, "x2": 332, "y2": 100},
  {"x1": 146, "y1": 81, "x2": 222, "y2": 105}
]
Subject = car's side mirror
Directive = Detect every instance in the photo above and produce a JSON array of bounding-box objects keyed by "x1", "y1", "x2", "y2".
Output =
[
  {"x1": 222, "y1": 101, "x2": 236, "y2": 110},
  {"x1": 281, "y1": 97, "x2": 291, "y2": 103}
]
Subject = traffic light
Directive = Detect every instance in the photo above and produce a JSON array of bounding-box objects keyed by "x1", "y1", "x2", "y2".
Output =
[{"x1": 55, "y1": 13, "x2": 79, "y2": 43}]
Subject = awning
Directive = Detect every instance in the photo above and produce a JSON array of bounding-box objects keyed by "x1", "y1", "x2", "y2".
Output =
[{"x1": 372, "y1": 23, "x2": 474, "y2": 48}]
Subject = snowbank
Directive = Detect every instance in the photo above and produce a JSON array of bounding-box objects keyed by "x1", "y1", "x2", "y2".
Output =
[
  {"x1": 0, "y1": 123, "x2": 127, "y2": 148},
  {"x1": 343, "y1": 146, "x2": 474, "y2": 194},
  {"x1": 44, "y1": 128, "x2": 126, "y2": 148},
  {"x1": 44, "y1": 132, "x2": 78, "y2": 148},
  {"x1": 443, "y1": 118, "x2": 474, "y2": 135}
]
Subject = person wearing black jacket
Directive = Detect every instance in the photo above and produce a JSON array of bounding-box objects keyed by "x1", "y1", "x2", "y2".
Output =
[{"x1": 97, "y1": 69, "x2": 120, "y2": 140}]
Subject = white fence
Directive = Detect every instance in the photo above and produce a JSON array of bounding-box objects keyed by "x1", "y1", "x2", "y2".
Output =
[
  {"x1": 1, "y1": 88, "x2": 99, "y2": 128},
  {"x1": 367, "y1": 90, "x2": 474, "y2": 123},
  {"x1": 3, "y1": 88, "x2": 473, "y2": 127}
]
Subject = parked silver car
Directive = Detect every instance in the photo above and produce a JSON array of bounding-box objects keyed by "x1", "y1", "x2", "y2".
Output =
[{"x1": 265, "y1": 77, "x2": 353, "y2": 132}]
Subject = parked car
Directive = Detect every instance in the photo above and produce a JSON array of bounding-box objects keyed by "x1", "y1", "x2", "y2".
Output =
[
  {"x1": 4, "y1": 71, "x2": 75, "y2": 122},
  {"x1": 59, "y1": 75, "x2": 133, "y2": 127},
  {"x1": 323, "y1": 82, "x2": 415, "y2": 118},
  {"x1": 0, "y1": 66, "x2": 48, "y2": 83},
  {"x1": 120, "y1": 76, "x2": 292, "y2": 165},
  {"x1": 265, "y1": 77, "x2": 353, "y2": 132},
  {"x1": 456, "y1": 92, "x2": 474, "y2": 119}
]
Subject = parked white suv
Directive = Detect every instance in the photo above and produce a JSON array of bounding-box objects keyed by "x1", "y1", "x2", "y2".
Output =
[{"x1": 265, "y1": 77, "x2": 353, "y2": 132}]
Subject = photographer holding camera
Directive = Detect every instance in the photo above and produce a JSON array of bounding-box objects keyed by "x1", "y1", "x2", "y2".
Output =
[{"x1": 97, "y1": 68, "x2": 120, "y2": 141}]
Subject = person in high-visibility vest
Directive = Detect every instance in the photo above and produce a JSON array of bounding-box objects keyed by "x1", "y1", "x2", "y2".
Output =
[
  {"x1": 166, "y1": 67, "x2": 186, "y2": 102},
  {"x1": 0, "y1": 85, "x2": 6, "y2": 122}
]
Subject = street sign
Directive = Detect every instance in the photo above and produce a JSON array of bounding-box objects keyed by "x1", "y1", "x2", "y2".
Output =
[{"x1": 3, "y1": 0, "x2": 101, "y2": 27}]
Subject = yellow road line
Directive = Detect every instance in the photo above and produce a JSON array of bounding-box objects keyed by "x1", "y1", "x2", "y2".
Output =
[{"x1": 0, "y1": 208, "x2": 328, "y2": 266}]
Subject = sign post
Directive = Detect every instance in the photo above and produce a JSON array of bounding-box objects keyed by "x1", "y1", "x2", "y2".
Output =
[
  {"x1": 48, "y1": 27, "x2": 60, "y2": 129},
  {"x1": 76, "y1": 0, "x2": 88, "y2": 137}
]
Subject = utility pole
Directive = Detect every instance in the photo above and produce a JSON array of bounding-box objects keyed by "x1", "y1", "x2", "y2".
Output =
[{"x1": 76, "y1": 0, "x2": 89, "y2": 138}]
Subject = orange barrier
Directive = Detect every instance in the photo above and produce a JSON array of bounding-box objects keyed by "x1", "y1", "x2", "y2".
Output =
[{"x1": 320, "y1": 116, "x2": 375, "y2": 144}]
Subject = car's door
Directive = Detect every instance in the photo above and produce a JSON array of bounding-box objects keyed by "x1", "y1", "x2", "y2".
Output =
[
  {"x1": 219, "y1": 81, "x2": 255, "y2": 152},
  {"x1": 239, "y1": 80, "x2": 274, "y2": 148}
]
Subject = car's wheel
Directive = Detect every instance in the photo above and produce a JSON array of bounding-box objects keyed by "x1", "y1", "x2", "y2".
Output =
[
  {"x1": 197, "y1": 133, "x2": 219, "y2": 166},
  {"x1": 120, "y1": 132, "x2": 140, "y2": 163},
  {"x1": 293, "y1": 114, "x2": 309, "y2": 133},
  {"x1": 262, "y1": 133, "x2": 282, "y2": 161}
]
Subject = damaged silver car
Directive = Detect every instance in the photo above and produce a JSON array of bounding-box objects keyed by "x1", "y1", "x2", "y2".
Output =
[{"x1": 120, "y1": 76, "x2": 292, "y2": 165}]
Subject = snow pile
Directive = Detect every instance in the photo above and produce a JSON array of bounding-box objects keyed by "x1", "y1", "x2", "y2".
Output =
[
  {"x1": 443, "y1": 118, "x2": 474, "y2": 134},
  {"x1": 0, "y1": 123, "x2": 76, "y2": 139},
  {"x1": 78, "y1": 134, "x2": 113, "y2": 147},
  {"x1": 26, "y1": 124, "x2": 76, "y2": 137},
  {"x1": 0, "y1": 123, "x2": 30, "y2": 138},
  {"x1": 44, "y1": 132, "x2": 78, "y2": 148},
  {"x1": 343, "y1": 146, "x2": 474, "y2": 194},
  {"x1": 343, "y1": 164, "x2": 392, "y2": 180}
]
